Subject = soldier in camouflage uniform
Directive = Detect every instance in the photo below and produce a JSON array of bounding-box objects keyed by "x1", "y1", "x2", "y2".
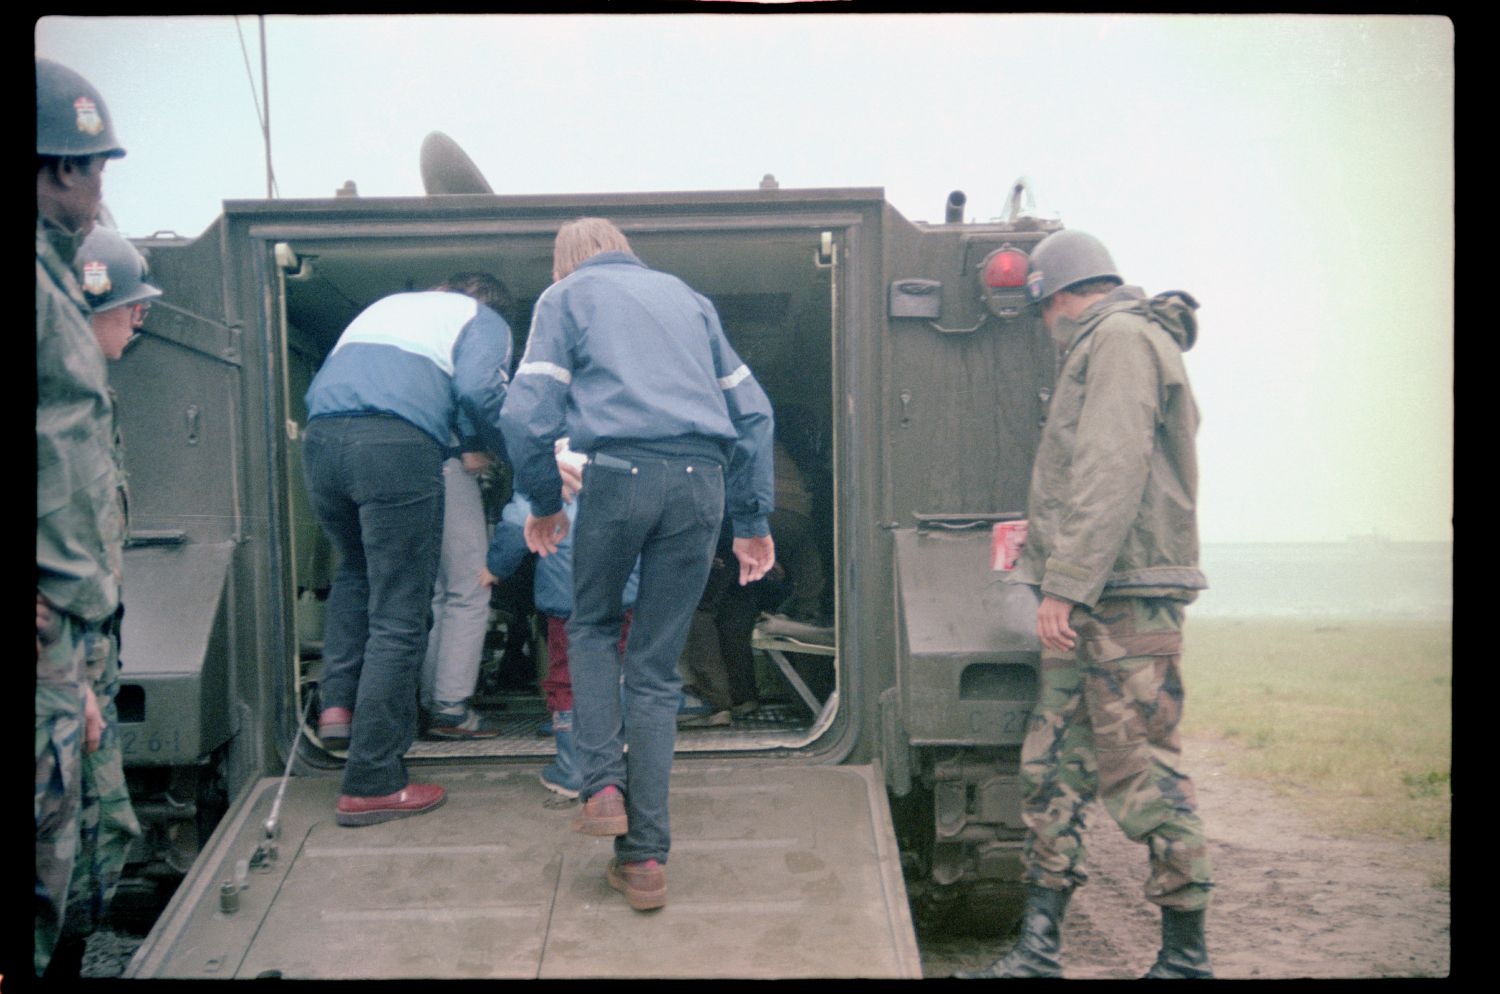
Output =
[
  {"x1": 35, "y1": 58, "x2": 130, "y2": 979},
  {"x1": 958, "y1": 230, "x2": 1213, "y2": 980},
  {"x1": 46, "y1": 226, "x2": 157, "y2": 978}
]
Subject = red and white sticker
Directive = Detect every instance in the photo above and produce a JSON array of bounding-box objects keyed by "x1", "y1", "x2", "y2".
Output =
[
  {"x1": 82, "y1": 260, "x2": 111, "y2": 296},
  {"x1": 991, "y1": 520, "x2": 1029, "y2": 571},
  {"x1": 73, "y1": 96, "x2": 103, "y2": 136}
]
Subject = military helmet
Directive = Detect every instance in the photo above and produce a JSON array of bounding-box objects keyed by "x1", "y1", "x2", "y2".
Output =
[
  {"x1": 37, "y1": 58, "x2": 126, "y2": 159},
  {"x1": 1025, "y1": 229, "x2": 1120, "y2": 303},
  {"x1": 77, "y1": 225, "x2": 161, "y2": 312}
]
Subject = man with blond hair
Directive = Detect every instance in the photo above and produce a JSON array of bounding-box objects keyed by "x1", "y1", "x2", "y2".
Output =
[{"x1": 501, "y1": 217, "x2": 775, "y2": 911}]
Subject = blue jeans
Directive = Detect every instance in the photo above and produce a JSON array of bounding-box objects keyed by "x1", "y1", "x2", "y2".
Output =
[
  {"x1": 303, "y1": 415, "x2": 443, "y2": 797},
  {"x1": 567, "y1": 453, "x2": 724, "y2": 864}
]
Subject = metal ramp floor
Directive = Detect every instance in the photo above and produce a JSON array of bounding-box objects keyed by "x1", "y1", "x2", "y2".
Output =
[{"x1": 127, "y1": 763, "x2": 921, "y2": 979}]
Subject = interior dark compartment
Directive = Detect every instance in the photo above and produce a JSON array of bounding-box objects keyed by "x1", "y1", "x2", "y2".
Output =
[{"x1": 283, "y1": 226, "x2": 838, "y2": 755}]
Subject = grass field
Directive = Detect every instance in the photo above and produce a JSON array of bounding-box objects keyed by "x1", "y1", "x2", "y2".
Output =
[{"x1": 1180, "y1": 617, "x2": 1452, "y2": 847}]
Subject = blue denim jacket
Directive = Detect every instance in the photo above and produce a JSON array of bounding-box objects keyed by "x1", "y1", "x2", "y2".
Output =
[{"x1": 499, "y1": 252, "x2": 773, "y2": 535}]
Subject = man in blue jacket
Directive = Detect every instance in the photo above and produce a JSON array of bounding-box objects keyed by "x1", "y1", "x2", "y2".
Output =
[
  {"x1": 304, "y1": 272, "x2": 512, "y2": 827},
  {"x1": 501, "y1": 218, "x2": 775, "y2": 911}
]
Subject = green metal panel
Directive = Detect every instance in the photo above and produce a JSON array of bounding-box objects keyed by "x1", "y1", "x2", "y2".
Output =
[
  {"x1": 117, "y1": 541, "x2": 235, "y2": 765},
  {"x1": 892, "y1": 526, "x2": 1040, "y2": 745},
  {"x1": 111, "y1": 235, "x2": 241, "y2": 546},
  {"x1": 882, "y1": 224, "x2": 1056, "y2": 528}
]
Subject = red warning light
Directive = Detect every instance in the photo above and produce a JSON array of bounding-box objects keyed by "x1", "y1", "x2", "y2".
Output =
[{"x1": 982, "y1": 248, "x2": 1028, "y2": 289}]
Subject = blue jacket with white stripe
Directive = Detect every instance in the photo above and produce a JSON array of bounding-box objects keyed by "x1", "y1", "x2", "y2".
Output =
[
  {"x1": 500, "y1": 251, "x2": 774, "y2": 537},
  {"x1": 305, "y1": 290, "x2": 513, "y2": 457}
]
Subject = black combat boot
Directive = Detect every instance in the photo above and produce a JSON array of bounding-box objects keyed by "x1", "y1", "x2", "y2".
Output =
[
  {"x1": 43, "y1": 934, "x2": 88, "y2": 980},
  {"x1": 953, "y1": 884, "x2": 1072, "y2": 979},
  {"x1": 1142, "y1": 906, "x2": 1214, "y2": 979}
]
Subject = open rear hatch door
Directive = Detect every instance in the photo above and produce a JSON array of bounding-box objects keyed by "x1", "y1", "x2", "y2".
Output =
[{"x1": 127, "y1": 761, "x2": 920, "y2": 979}]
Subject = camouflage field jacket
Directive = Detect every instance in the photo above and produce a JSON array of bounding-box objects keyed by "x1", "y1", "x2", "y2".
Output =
[
  {"x1": 1008, "y1": 284, "x2": 1208, "y2": 608},
  {"x1": 37, "y1": 219, "x2": 123, "y2": 623}
]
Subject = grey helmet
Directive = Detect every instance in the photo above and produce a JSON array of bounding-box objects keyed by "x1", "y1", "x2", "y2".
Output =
[
  {"x1": 37, "y1": 58, "x2": 126, "y2": 159},
  {"x1": 77, "y1": 226, "x2": 161, "y2": 312},
  {"x1": 1025, "y1": 229, "x2": 1120, "y2": 303}
]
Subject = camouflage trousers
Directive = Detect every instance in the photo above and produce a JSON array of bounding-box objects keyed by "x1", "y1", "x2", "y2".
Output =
[
  {"x1": 35, "y1": 610, "x2": 142, "y2": 975},
  {"x1": 64, "y1": 618, "x2": 142, "y2": 940},
  {"x1": 1020, "y1": 597, "x2": 1212, "y2": 911},
  {"x1": 36, "y1": 610, "x2": 87, "y2": 975}
]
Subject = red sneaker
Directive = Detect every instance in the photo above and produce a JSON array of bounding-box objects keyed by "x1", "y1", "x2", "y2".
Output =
[
  {"x1": 572, "y1": 784, "x2": 628, "y2": 836},
  {"x1": 335, "y1": 783, "x2": 446, "y2": 827},
  {"x1": 318, "y1": 706, "x2": 352, "y2": 750},
  {"x1": 607, "y1": 858, "x2": 667, "y2": 911}
]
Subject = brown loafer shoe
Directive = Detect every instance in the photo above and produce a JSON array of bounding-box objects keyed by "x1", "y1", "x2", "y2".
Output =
[
  {"x1": 572, "y1": 785, "x2": 628, "y2": 836},
  {"x1": 607, "y1": 857, "x2": 667, "y2": 911},
  {"x1": 319, "y1": 706, "x2": 352, "y2": 749},
  {"x1": 335, "y1": 783, "x2": 446, "y2": 827}
]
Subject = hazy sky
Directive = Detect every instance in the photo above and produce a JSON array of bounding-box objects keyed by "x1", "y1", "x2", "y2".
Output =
[{"x1": 36, "y1": 13, "x2": 1453, "y2": 544}]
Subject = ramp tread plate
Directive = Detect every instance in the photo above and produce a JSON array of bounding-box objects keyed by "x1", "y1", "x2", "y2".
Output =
[{"x1": 143, "y1": 766, "x2": 919, "y2": 979}]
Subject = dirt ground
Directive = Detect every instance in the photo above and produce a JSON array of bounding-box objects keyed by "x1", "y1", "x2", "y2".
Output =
[{"x1": 920, "y1": 740, "x2": 1452, "y2": 980}]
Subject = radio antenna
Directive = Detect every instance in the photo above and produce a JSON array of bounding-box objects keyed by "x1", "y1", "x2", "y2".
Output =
[{"x1": 236, "y1": 15, "x2": 278, "y2": 198}]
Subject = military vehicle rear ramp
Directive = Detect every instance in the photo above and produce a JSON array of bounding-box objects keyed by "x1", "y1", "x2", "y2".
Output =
[{"x1": 126, "y1": 762, "x2": 921, "y2": 979}]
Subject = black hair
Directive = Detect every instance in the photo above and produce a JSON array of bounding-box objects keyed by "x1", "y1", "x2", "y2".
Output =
[{"x1": 434, "y1": 271, "x2": 513, "y2": 317}]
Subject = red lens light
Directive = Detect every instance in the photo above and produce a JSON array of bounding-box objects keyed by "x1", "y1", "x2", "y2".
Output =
[{"x1": 982, "y1": 249, "x2": 1028, "y2": 289}]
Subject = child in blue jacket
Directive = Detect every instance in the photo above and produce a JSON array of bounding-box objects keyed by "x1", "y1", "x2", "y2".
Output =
[{"x1": 484, "y1": 492, "x2": 638, "y2": 797}]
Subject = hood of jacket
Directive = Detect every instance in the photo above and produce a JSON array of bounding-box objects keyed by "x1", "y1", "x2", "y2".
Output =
[
  {"x1": 1061, "y1": 284, "x2": 1199, "y2": 355},
  {"x1": 1010, "y1": 282, "x2": 1206, "y2": 608}
]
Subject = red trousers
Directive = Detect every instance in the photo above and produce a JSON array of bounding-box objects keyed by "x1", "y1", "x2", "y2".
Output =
[{"x1": 543, "y1": 612, "x2": 630, "y2": 713}]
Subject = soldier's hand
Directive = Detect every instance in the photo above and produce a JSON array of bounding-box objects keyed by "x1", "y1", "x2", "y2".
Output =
[
  {"x1": 1037, "y1": 595, "x2": 1078, "y2": 652},
  {"x1": 83, "y1": 685, "x2": 104, "y2": 754},
  {"x1": 479, "y1": 567, "x2": 499, "y2": 588},
  {"x1": 732, "y1": 535, "x2": 776, "y2": 586},
  {"x1": 37, "y1": 594, "x2": 60, "y2": 660},
  {"x1": 524, "y1": 510, "x2": 571, "y2": 557}
]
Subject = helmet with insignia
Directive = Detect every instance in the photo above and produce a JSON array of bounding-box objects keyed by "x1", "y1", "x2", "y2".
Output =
[
  {"x1": 37, "y1": 58, "x2": 126, "y2": 159},
  {"x1": 1025, "y1": 229, "x2": 1120, "y2": 304},
  {"x1": 76, "y1": 225, "x2": 161, "y2": 313}
]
